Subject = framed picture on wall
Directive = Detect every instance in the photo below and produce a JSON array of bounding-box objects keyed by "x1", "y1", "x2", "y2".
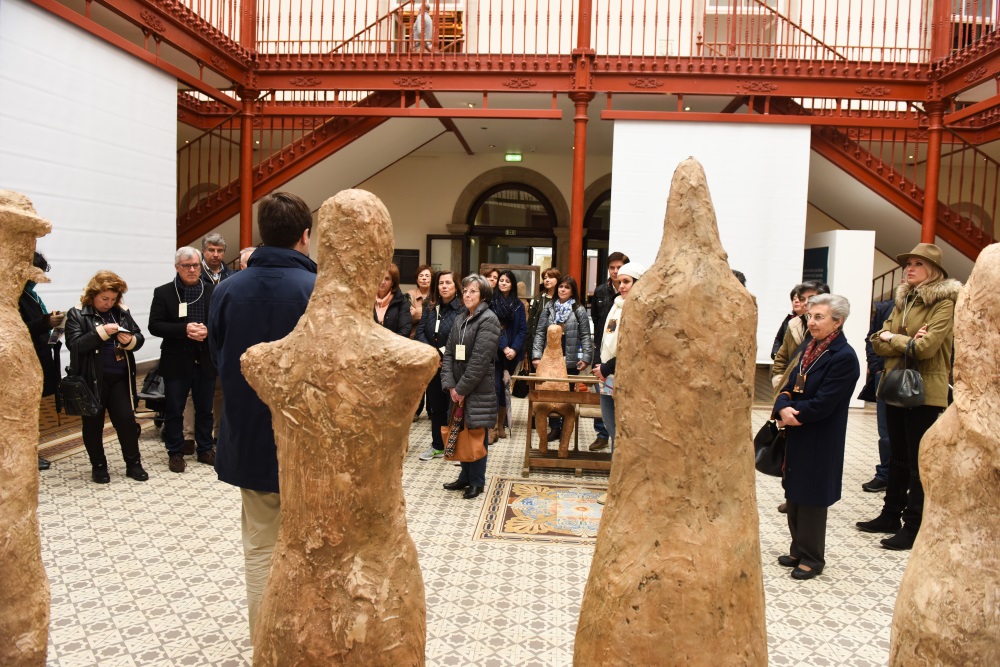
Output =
[{"x1": 479, "y1": 263, "x2": 540, "y2": 297}]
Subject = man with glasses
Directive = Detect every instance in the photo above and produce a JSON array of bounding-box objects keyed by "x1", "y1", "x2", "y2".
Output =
[{"x1": 149, "y1": 247, "x2": 217, "y2": 473}]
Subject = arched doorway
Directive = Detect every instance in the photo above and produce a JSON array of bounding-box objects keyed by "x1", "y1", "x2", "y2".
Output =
[
  {"x1": 467, "y1": 183, "x2": 557, "y2": 274},
  {"x1": 583, "y1": 189, "x2": 611, "y2": 300}
]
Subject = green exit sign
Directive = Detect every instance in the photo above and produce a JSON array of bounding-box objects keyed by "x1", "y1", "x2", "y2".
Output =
[{"x1": 505, "y1": 153, "x2": 522, "y2": 162}]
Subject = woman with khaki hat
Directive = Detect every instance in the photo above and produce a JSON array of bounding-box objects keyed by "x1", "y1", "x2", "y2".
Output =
[{"x1": 856, "y1": 243, "x2": 960, "y2": 550}]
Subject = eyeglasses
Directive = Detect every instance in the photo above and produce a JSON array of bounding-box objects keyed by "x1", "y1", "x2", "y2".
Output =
[
  {"x1": 178, "y1": 263, "x2": 200, "y2": 270},
  {"x1": 463, "y1": 288, "x2": 479, "y2": 295}
]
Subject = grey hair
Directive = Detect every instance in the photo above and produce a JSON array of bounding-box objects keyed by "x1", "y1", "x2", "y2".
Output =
[
  {"x1": 202, "y1": 233, "x2": 227, "y2": 250},
  {"x1": 462, "y1": 274, "x2": 493, "y2": 303},
  {"x1": 808, "y1": 293, "x2": 850, "y2": 322},
  {"x1": 175, "y1": 246, "x2": 201, "y2": 265}
]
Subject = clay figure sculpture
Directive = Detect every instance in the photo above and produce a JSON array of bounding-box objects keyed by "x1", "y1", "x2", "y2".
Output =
[
  {"x1": 574, "y1": 159, "x2": 767, "y2": 666},
  {"x1": 533, "y1": 324, "x2": 577, "y2": 457},
  {"x1": 242, "y1": 189, "x2": 439, "y2": 667},
  {"x1": 0, "y1": 190, "x2": 52, "y2": 667},
  {"x1": 890, "y1": 243, "x2": 1000, "y2": 667}
]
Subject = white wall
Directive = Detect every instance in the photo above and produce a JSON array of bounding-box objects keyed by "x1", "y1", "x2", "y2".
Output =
[
  {"x1": 609, "y1": 121, "x2": 812, "y2": 364},
  {"x1": 0, "y1": 0, "x2": 178, "y2": 366},
  {"x1": 805, "y1": 230, "x2": 875, "y2": 408}
]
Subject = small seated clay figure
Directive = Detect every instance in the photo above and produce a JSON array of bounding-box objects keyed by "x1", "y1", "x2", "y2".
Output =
[
  {"x1": 241, "y1": 189, "x2": 439, "y2": 666},
  {"x1": 533, "y1": 324, "x2": 577, "y2": 458},
  {"x1": 0, "y1": 190, "x2": 52, "y2": 667}
]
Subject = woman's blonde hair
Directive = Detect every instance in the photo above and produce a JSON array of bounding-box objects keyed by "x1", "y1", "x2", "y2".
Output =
[
  {"x1": 920, "y1": 264, "x2": 944, "y2": 286},
  {"x1": 81, "y1": 270, "x2": 128, "y2": 308}
]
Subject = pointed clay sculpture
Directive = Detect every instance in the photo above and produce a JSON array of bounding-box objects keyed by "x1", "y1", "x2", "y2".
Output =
[
  {"x1": 0, "y1": 191, "x2": 52, "y2": 667},
  {"x1": 242, "y1": 189, "x2": 439, "y2": 666},
  {"x1": 890, "y1": 243, "x2": 1000, "y2": 667},
  {"x1": 574, "y1": 159, "x2": 767, "y2": 666},
  {"x1": 533, "y1": 324, "x2": 577, "y2": 457}
]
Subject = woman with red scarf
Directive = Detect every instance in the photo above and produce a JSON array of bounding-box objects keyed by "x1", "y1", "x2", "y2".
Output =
[{"x1": 772, "y1": 293, "x2": 860, "y2": 581}]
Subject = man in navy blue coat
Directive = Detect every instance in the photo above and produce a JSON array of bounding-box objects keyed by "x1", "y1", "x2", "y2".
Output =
[{"x1": 208, "y1": 192, "x2": 316, "y2": 642}]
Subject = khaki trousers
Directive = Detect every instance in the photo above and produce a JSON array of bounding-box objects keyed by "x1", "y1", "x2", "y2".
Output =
[{"x1": 240, "y1": 488, "x2": 281, "y2": 644}]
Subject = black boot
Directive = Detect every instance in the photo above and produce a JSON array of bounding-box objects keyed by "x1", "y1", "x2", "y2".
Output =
[
  {"x1": 881, "y1": 525, "x2": 918, "y2": 550},
  {"x1": 92, "y1": 463, "x2": 111, "y2": 484},
  {"x1": 443, "y1": 479, "x2": 469, "y2": 491},
  {"x1": 856, "y1": 511, "x2": 901, "y2": 534},
  {"x1": 125, "y1": 458, "x2": 149, "y2": 482}
]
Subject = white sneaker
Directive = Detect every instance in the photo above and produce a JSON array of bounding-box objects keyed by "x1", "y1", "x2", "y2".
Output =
[{"x1": 419, "y1": 448, "x2": 444, "y2": 461}]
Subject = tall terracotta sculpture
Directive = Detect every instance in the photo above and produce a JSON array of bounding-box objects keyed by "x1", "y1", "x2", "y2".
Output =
[
  {"x1": 0, "y1": 191, "x2": 52, "y2": 667},
  {"x1": 574, "y1": 159, "x2": 767, "y2": 666},
  {"x1": 242, "y1": 189, "x2": 439, "y2": 666},
  {"x1": 533, "y1": 324, "x2": 577, "y2": 457},
  {"x1": 890, "y1": 243, "x2": 1000, "y2": 666}
]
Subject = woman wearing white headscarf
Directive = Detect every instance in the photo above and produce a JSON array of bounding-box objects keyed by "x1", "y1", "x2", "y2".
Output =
[{"x1": 591, "y1": 262, "x2": 645, "y2": 453}]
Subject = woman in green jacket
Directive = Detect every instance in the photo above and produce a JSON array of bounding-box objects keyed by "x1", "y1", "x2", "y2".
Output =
[{"x1": 856, "y1": 243, "x2": 961, "y2": 550}]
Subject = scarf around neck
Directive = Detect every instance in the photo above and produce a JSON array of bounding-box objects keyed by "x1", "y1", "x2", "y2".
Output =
[
  {"x1": 800, "y1": 329, "x2": 841, "y2": 372},
  {"x1": 491, "y1": 291, "x2": 518, "y2": 322},
  {"x1": 554, "y1": 298, "x2": 576, "y2": 325}
]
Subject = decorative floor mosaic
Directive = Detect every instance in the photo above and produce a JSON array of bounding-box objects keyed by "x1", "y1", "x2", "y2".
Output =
[
  {"x1": 475, "y1": 478, "x2": 607, "y2": 545},
  {"x1": 37, "y1": 394, "x2": 907, "y2": 666}
]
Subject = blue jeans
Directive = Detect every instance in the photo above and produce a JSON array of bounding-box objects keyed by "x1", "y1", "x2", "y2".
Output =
[
  {"x1": 457, "y1": 431, "x2": 489, "y2": 487},
  {"x1": 600, "y1": 394, "x2": 616, "y2": 451},
  {"x1": 163, "y1": 363, "x2": 216, "y2": 455}
]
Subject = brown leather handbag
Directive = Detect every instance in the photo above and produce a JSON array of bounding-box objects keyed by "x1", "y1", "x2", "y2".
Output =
[{"x1": 441, "y1": 403, "x2": 487, "y2": 462}]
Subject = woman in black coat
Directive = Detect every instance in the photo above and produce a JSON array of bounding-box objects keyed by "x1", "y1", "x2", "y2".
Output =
[
  {"x1": 415, "y1": 270, "x2": 464, "y2": 460},
  {"x1": 374, "y1": 262, "x2": 412, "y2": 337},
  {"x1": 65, "y1": 270, "x2": 147, "y2": 483},
  {"x1": 441, "y1": 274, "x2": 501, "y2": 500},
  {"x1": 773, "y1": 293, "x2": 860, "y2": 580}
]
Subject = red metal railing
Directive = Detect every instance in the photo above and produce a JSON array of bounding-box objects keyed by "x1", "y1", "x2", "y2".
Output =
[
  {"x1": 176, "y1": 0, "x2": 243, "y2": 44},
  {"x1": 243, "y1": 0, "x2": 940, "y2": 62},
  {"x1": 937, "y1": 126, "x2": 999, "y2": 245}
]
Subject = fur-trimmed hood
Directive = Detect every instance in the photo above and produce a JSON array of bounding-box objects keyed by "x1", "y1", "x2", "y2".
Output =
[{"x1": 895, "y1": 278, "x2": 962, "y2": 310}]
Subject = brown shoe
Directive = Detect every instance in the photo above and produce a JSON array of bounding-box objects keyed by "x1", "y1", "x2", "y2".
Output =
[
  {"x1": 196, "y1": 450, "x2": 216, "y2": 466},
  {"x1": 168, "y1": 454, "x2": 186, "y2": 473},
  {"x1": 778, "y1": 502, "x2": 788, "y2": 514},
  {"x1": 589, "y1": 437, "x2": 609, "y2": 452},
  {"x1": 182, "y1": 439, "x2": 195, "y2": 455}
]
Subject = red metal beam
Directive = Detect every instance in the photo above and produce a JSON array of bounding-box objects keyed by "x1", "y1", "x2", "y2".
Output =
[
  {"x1": 29, "y1": 0, "x2": 239, "y2": 109},
  {"x1": 935, "y1": 38, "x2": 1000, "y2": 98},
  {"x1": 601, "y1": 110, "x2": 921, "y2": 128},
  {"x1": 93, "y1": 0, "x2": 249, "y2": 79},
  {"x1": 944, "y1": 93, "x2": 1000, "y2": 125},
  {"x1": 423, "y1": 92, "x2": 473, "y2": 155},
  {"x1": 256, "y1": 106, "x2": 563, "y2": 119}
]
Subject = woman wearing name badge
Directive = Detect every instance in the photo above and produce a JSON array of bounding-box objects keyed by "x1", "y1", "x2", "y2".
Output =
[
  {"x1": 416, "y1": 270, "x2": 464, "y2": 461},
  {"x1": 531, "y1": 275, "x2": 593, "y2": 442},
  {"x1": 490, "y1": 269, "x2": 527, "y2": 441},
  {"x1": 441, "y1": 274, "x2": 501, "y2": 499},
  {"x1": 65, "y1": 270, "x2": 148, "y2": 484},
  {"x1": 773, "y1": 294, "x2": 859, "y2": 580}
]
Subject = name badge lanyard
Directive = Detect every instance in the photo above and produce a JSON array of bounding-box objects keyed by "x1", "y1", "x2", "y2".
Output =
[
  {"x1": 794, "y1": 348, "x2": 830, "y2": 393},
  {"x1": 174, "y1": 280, "x2": 204, "y2": 318},
  {"x1": 456, "y1": 313, "x2": 474, "y2": 361}
]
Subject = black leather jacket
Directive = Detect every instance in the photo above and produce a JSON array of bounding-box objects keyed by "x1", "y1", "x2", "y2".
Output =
[{"x1": 65, "y1": 304, "x2": 145, "y2": 407}]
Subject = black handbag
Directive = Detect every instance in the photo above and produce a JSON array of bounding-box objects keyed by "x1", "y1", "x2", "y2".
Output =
[
  {"x1": 879, "y1": 340, "x2": 925, "y2": 408},
  {"x1": 511, "y1": 359, "x2": 530, "y2": 399},
  {"x1": 753, "y1": 420, "x2": 786, "y2": 477},
  {"x1": 58, "y1": 371, "x2": 101, "y2": 417}
]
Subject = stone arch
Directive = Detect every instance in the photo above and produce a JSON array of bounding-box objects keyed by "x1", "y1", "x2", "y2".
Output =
[
  {"x1": 584, "y1": 173, "x2": 612, "y2": 216},
  {"x1": 451, "y1": 167, "x2": 569, "y2": 230}
]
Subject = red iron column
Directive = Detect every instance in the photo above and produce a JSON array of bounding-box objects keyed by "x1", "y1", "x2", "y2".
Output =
[
  {"x1": 238, "y1": 91, "x2": 257, "y2": 249},
  {"x1": 921, "y1": 103, "x2": 944, "y2": 244},
  {"x1": 568, "y1": 92, "x2": 593, "y2": 284}
]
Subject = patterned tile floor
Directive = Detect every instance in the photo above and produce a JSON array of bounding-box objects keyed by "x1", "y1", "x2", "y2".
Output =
[{"x1": 38, "y1": 396, "x2": 905, "y2": 666}]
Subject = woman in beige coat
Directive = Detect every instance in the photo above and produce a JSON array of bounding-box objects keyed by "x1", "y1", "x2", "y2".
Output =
[{"x1": 856, "y1": 243, "x2": 961, "y2": 551}]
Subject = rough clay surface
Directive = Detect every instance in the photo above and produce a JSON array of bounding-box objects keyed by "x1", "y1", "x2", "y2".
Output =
[
  {"x1": 574, "y1": 159, "x2": 767, "y2": 666},
  {"x1": 533, "y1": 324, "x2": 577, "y2": 457},
  {"x1": 890, "y1": 243, "x2": 1000, "y2": 667},
  {"x1": 242, "y1": 190, "x2": 439, "y2": 667},
  {"x1": 0, "y1": 190, "x2": 51, "y2": 667}
]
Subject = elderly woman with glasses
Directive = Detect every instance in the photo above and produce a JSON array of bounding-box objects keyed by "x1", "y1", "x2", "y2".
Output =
[
  {"x1": 773, "y1": 294, "x2": 860, "y2": 580},
  {"x1": 440, "y1": 274, "x2": 501, "y2": 500}
]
